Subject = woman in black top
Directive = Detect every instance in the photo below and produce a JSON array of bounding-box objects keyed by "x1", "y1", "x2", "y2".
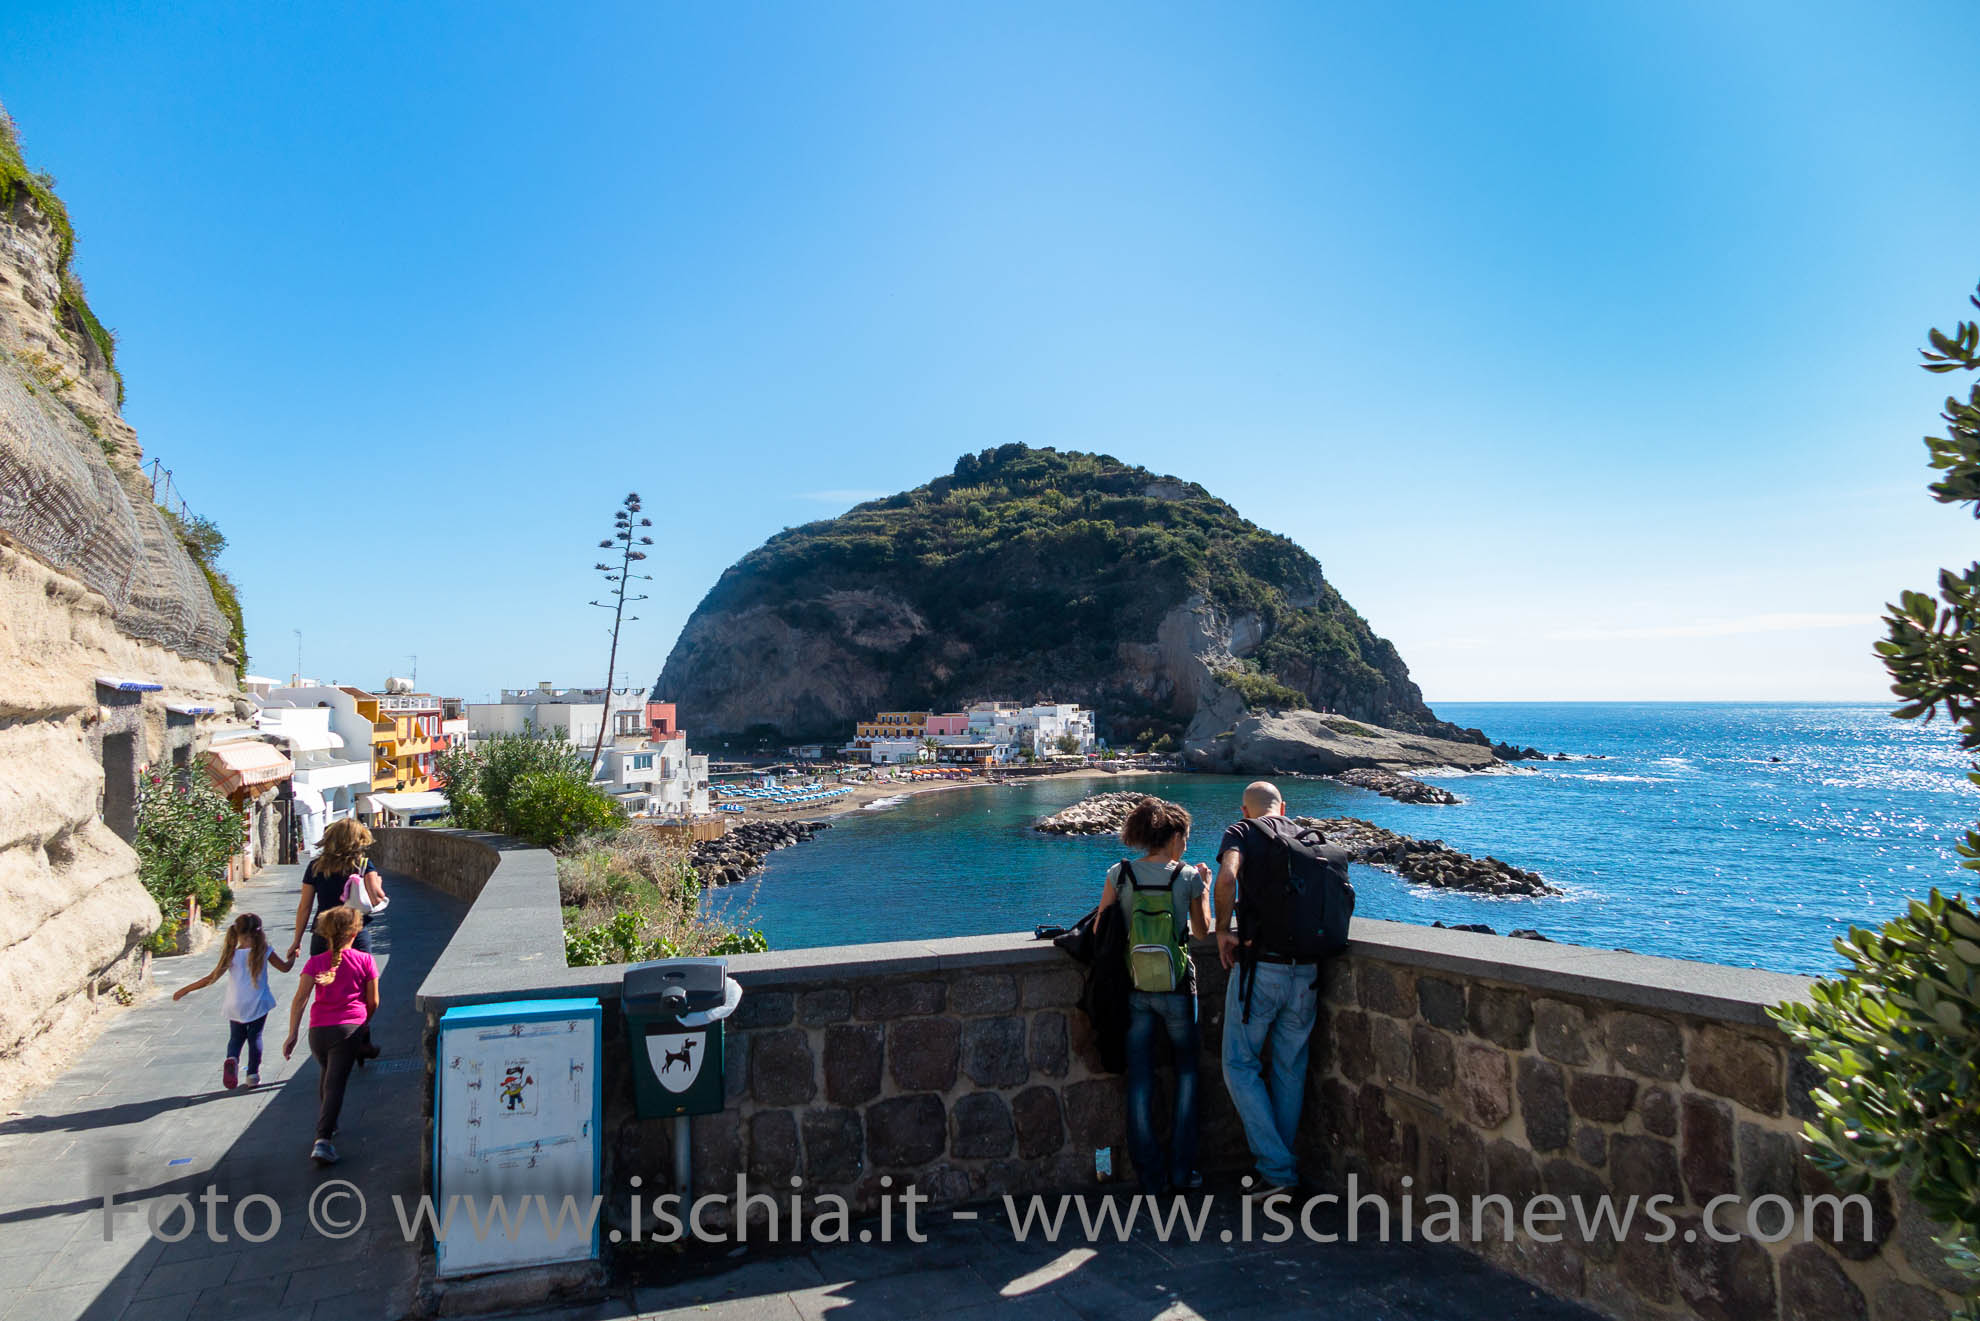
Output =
[{"x1": 287, "y1": 818, "x2": 385, "y2": 961}]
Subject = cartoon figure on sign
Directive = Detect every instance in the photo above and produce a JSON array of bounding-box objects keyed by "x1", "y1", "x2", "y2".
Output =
[
  {"x1": 498, "y1": 1064, "x2": 535, "y2": 1114},
  {"x1": 645, "y1": 1032, "x2": 704, "y2": 1093}
]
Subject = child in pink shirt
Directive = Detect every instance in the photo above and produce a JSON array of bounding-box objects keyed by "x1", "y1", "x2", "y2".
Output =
[{"x1": 283, "y1": 905, "x2": 380, "y2": 1166}]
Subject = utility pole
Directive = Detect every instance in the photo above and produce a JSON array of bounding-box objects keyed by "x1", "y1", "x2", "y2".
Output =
[{"x1": 293, "y1": 629, "x2": 303, "y2": 685}]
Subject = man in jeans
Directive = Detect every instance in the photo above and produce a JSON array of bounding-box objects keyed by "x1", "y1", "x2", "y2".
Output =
[{"x1": 1214, "y1": 780, "x2": 1317, "y2": 1195}]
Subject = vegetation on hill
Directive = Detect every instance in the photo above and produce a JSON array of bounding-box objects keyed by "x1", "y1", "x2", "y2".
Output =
[
  {"x1": 0, "y1": 105, "x2": 121, "y2": 404},
  {"x1": 669, "y1": 444, "x2": 1455, "y2": 745}
]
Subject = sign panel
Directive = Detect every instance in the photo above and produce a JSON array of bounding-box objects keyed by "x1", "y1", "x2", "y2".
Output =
[{"x1": 435, "y1": 998, "x2": 601, "y2": 1278}]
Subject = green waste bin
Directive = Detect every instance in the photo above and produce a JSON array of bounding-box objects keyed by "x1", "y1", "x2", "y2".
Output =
[{"x1": 623, "y1": 957, "x2": 738, "y2": 1118}]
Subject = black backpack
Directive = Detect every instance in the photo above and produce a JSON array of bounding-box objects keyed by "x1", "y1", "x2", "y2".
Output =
[{"x1": 1236, "y1": 815, "x2": 1355, "y2": 962}]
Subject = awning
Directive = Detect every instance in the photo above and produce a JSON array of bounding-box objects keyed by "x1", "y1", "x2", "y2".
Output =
[
  {"x1": 359, "y1": 790, "x2": 450, "y2": 816},
  {"x1": 206, "y1": 741, "x2": 294, "y2": 795}
]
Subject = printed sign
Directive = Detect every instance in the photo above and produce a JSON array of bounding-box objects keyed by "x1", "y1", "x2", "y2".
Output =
[{"x1": 644, "y1": 1031, "x2": 705, "y2": 1092}]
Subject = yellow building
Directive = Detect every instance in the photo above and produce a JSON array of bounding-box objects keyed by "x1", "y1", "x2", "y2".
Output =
[
  {"x1": 343, "y1": 687, "x2": 444, "y2": 792},
  {"x1": 854, "y1": 711, "x2": 929, "y2": 747}
]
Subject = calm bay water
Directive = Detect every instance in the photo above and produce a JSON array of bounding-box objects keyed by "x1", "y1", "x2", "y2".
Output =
[{"x1": 704, "y1": 703, "x2": 1978, "y2": 974}]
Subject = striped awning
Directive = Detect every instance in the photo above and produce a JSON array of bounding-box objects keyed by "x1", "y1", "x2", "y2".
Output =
[{"x1": 206, "y1": 741, "x2": 294, "y2": 796}]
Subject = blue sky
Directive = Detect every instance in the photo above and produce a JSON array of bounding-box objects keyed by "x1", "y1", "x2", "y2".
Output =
[{"x1": 5, "y1": 1, "x2": 1977, "y2": 705}]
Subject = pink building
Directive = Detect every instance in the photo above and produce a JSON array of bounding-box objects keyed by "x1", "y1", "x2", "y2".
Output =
[{"x1": 925, "y1": 713, "x2": 970, "y2": 737}]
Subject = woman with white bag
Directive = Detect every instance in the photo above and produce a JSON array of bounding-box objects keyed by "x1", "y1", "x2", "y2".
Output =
[{"x1": 286, "y1": 818, "x2": 388, "y2": 960}]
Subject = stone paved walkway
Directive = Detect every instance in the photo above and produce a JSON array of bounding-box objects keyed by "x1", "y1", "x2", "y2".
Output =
[
  {"x1": 0, "y1": 863, "x2": 464, "y2": 1321},
  {"x1": 540, "y1": 1193, "x2": 1604, "y2": 1321}
]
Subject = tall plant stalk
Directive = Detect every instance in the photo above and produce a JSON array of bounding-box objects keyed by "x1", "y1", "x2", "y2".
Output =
[{"x1": 589, "y1": 492, "x2": 652, "y2": 776}]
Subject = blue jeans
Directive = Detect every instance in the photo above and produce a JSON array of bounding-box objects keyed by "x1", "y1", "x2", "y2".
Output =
[
  {"x1": 1221, "y1": 960, "x2": 1319, "y2": 1186},
  {"x1": 1125, "y1": 989, "x2": 1199, "y2": 1194},
  {"x1": 227, "y1": 1015, "x2": 266, "y2": 1074}
]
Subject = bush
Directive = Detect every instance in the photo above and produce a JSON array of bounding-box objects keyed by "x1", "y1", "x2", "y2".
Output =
[
  {"x1": 134, "y1": 772, "x2": 243, "y2": 932},
  {"x1": 436, "y1": 726, "x2": 608, "y2": 846},
  {"x1": 559, "y1": 827, "x2": 768, "y2": 967},
  {"x1": 506, "y1": 770, "x2": 624, "y2": 849}
]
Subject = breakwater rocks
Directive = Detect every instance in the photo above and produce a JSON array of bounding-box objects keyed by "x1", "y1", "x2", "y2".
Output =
[
  {"x1": 1331, "y1": 768, "x2": 1459, "y2": 805},
  {"x1": 692, "y1": 820, "x2": 830, "y2": 886},
  {"x1": 1292, "y1": 815, "x2": 1561, "y2": 898},
  {"x1": 1033, "y1": 792, "x2": 1150, "y2": 836}
]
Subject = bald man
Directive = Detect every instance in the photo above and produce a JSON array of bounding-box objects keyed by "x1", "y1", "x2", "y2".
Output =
[{"x1": 1213, "y1": 778, "x2": 1317, "y2": 1195}]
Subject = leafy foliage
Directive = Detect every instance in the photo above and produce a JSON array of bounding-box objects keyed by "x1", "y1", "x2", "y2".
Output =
[
  {"x1": 1215, "y1": 661, "x2": 1310, "y2": 712},
  {"x1": 1771, "y1": 282, "x2": 1980, "y2": 1314},
  {"x1": 159, "y1": 506, "x2": 246, "y2": 679},
  {"x1": 507, "y1": 770, "x2": 625, "y2": 849},
  {"x1": 559, "y1": 829, "x2": 768, "y2": 967},
  {"x1": 670, "y1": 444, "x2": 1458, "y2": 741},
  {"x1": 435, "y1": 726, "x2": 622, "y2": 848},
  {"x1": 135, "y1": 771, "x2": 244, "y2": 946}
]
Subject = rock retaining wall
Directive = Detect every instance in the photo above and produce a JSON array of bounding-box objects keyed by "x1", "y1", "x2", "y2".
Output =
[{"x1": 411, "y1": 834, "x2": 1967, "y2": 1319}]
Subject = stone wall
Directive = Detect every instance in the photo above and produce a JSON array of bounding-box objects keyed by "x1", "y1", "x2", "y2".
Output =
[
  {"x1": 1284, "y1": 932, "x2": 1966, "y2": 1321},
  {"x1": 410, "y1": 834, "x2": 1969, "y2": 1319}
]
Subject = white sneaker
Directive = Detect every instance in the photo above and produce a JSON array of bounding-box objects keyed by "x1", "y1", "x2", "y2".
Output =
[{"x1": 244, "y1": 1072, "x2": 260, "y2": 1087}]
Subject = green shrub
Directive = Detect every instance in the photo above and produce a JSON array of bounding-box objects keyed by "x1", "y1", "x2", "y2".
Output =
[
  {"x1": 134, "y1": 771, "x2": 243, "y2": 930},
  {"x1": 1216, "y1": 662, "x2": 1309, "y2": 712},
  {"x1": 506, "y1": 770, "x2": 624, "y2": 849},
  {"x1": 435, "y1": 726, "x2": 596, "y2": 838},
  {"x1": 559, "y1": 828, "x2": 768, "y2": 967}
]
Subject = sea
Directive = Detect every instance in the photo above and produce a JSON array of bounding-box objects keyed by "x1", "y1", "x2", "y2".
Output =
[{"x1": 702, "y1": 703, "x2": 1979, "y2": 976}]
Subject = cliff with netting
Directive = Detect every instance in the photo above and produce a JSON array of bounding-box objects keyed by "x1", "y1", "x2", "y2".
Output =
[{"x1": 0, "y1": 101, "x2": 243, "y2": 1098}]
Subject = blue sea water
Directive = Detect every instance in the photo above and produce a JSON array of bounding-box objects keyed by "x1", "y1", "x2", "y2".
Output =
[{"x1": 703, "y1": 703, "x2": 1979, "y2": 975}]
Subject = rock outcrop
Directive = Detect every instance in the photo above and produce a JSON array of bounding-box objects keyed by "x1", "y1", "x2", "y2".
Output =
[
  {"x1": 0, "y1": 105, "x2": 242, "y2": 1095},
  {"x1": 654, "y1": 445, "x2": 1496, "y2": 760},
  {"x1": 1185, "y1": 709, "x2": 1500, "y2": 776},
  {"x1": 1033, "y1": 792, "x2": 1150, "y2": 836},
  {"x1": 1331, "y1": 767, "x2": 1460, "y2": 805},
  {"x1": 691, "y1": 820, "x2": 830, "y2": 887},
  {"x1": 1295, "y1": 816, "x2": 1559, "y2": 897}
]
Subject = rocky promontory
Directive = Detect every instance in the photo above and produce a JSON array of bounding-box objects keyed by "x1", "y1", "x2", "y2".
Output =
[
  {"x1": 1331, "y1": 767, "x2": 1459, "y2": 805},
  {"x1": 692, "y1": 819, "x2": 830, "y2": 887},
  {"x1": 1184, "y1": 708, "x2": 1501, "y2": 777},
  {"x1": 1034, "y1": 792, "x2": 1150, "y2": 836},
  {"x1": 1293, "y1": 816, "x2": 1559, "y2": 897}
]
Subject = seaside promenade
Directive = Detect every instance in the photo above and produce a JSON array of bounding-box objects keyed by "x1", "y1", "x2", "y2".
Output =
[{"x1": 0, "y1": 862, "x2": 463, "y2": 1321}]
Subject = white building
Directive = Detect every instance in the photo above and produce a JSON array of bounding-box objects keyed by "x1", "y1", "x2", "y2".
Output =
[
  {"x1": 252, "y1": 704, "x2": 370, "y2": 850},
  {"x1": 966, "y1": 701, "x2": 1096, "y2": 755},
  {"x1": 464, "y1": 682, "x2": 649, "y2": 751},
  {"x1": 859, "y1": 737, "x2": 931, "y2": 765},
  {"x1": 597, "y1": 732, "x2": 711, "y2": 818}
]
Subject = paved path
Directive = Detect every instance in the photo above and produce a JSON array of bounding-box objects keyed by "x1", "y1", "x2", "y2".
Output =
[
  {"x1": 0, "y1": 863, "x2": 464, "y2": 1321},
  {"x1": 533, "y1": 1193, "x2": 1602, "y2": 1321}
]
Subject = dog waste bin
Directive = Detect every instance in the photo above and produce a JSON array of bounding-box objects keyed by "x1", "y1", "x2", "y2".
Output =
[{"x1": 623, "y1": 956, "x2": 741, "y2": 1119}]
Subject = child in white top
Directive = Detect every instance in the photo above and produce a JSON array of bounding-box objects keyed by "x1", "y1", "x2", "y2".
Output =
[{"x1": 173, "y1": 912, "x2": 295, "y2": 1089}]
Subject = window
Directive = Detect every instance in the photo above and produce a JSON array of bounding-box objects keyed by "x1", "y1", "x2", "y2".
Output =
[{"x1": 632, "y1": 754, "x2": 653, "y2": 770}]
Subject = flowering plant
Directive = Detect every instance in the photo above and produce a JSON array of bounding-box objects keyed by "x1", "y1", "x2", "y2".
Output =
[{"x1": 134, "y1": 769, "x2": 245, "y2": 929}]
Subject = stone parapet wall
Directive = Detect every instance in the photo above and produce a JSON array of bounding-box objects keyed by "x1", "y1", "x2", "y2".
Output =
[
  {"x1": 410, "y1": 835, "x2": 1968, "y2": 1319},
  {"x1": 1295, "y1": 933, "x2": 1965, "y2": 1321}
]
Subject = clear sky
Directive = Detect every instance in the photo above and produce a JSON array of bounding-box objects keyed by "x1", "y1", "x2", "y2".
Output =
[{"x1": 5, "y1": 1, "x2": 1978, "y2": 706}]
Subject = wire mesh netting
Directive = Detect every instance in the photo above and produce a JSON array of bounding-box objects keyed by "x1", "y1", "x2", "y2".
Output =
[{"x1": 0, "y1": 357, "x2": 232, "y2": 662}]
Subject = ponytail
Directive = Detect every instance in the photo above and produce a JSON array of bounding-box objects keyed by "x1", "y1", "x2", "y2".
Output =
[{"x1": 313, "y1": 906, "x2": 364, "y2": 986}]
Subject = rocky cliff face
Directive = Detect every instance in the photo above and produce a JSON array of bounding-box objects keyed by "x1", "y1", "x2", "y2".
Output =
[
  {"x1": 0, "y1": 106, "x2": 242, "y2": 1094},
  {"x1": 657, "y1": 444, "x2": 1489, "y2": 767}
]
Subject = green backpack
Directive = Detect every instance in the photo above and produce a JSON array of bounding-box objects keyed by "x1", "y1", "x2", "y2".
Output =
[{"x1": 1123, "y1": 859, "x2": 1187, "y2": 993}]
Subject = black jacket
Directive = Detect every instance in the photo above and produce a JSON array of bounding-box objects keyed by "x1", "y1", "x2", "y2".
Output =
[{"x1": 1053, "y1": 901, "x2": 1130, "y2": 1074}]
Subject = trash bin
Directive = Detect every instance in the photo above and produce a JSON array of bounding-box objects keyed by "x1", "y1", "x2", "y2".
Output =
[{"x1": 622, "y1": 956, "x2": 741, "y2": 1119}]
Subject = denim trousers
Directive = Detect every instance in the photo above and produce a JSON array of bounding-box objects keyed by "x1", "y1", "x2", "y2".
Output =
[
  {"x1": 226, "y1": 1015, "x2": 266, "y2": 1073},
  {"x1": 1125, "y1": 988, "x2": 1199, "y2": 1194},
  {"x1": 1220, "y1": 959, "x2": 1319, "y2": 1186}
]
